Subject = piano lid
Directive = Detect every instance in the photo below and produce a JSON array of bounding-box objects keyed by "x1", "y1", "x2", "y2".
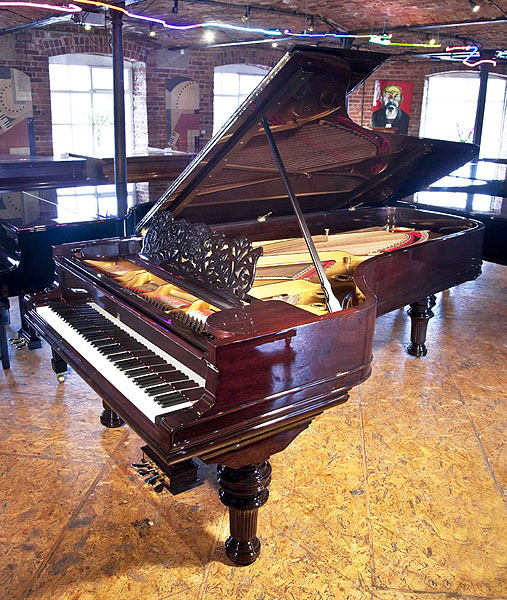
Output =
[{"x1": 137, "y1": 46, "x2": 478, "y2": 232}]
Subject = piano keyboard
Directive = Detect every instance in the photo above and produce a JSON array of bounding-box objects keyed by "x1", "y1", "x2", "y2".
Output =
[{"x1": 35, "y1": 302, "x2": 205, "y2": 422}]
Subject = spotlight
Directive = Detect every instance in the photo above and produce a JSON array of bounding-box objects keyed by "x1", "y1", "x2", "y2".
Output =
[
  {"x1": 204, "y1": 30, "x2": 215, "y2": 42},
  {"x1": 172, "y1": 0, "x2": 178, "y2": 14},
  {"x1": 308, "y1": 16, "x2": 314, "y2": 32},
  {"x1": 271, "y1": 41, "x2": 278, "y2": 47},
  {"x1": 428, "y1": 34, "x2": 437, "y2": 45},
  {"x1": 468, "y1": 0, "x2": 480, "y2": 11},
  {"x1": 84, "y1": 22, "x2": 92, "y2": 31},
  {"x1": 149, "y1": 25, "x2": 156, "y2": 37},
  {"x1": 241, "y1": 5, "x2": 250, "y2": 23}
]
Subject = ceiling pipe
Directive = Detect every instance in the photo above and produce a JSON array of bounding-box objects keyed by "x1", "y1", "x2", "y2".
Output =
[{"x1": 110, "y1": 5, "x2": 128, "y2": 220}]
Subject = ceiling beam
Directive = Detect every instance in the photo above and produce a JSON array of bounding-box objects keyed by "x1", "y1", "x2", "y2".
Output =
[{"x1": 0, "y1": 13, "x2": 74, "y2": 36}]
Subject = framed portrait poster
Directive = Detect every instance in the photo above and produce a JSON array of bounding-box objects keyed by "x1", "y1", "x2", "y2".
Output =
[{"x1": 371, "y1": 80, "x2": 414, "y2": 134}]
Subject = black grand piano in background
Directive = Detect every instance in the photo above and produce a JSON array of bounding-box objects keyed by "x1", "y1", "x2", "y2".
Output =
[
  {"x1": 0, "y1": 152, "x2": 194, "y2": 367},
  {"x1": 26, "y1": 47, "x2": 483, "y2": 565},
  {"x1": 391, "y1": 158, "x2": 506, "y2": 265}
]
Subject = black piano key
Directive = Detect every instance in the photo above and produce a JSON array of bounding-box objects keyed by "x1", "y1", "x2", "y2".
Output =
[
  {"x1": 156, "y1": 393, "x2": 184, "y2": 406},
  {"x1": 116, "y1": 359, "x2": 143, "y2": 370},
  {"x1": 116, "y1": 351, "x2": 160, "y2": 363},
  {"x1": 171, "y1": 380, "x2": 201, "y2": 391},
  {"x1": 154, "y1": 387, "x2": 202, "y2": 407},
  {"x1": 136, "y1": 355, "x2": 167, "y2": 366},
  {"x1": 135, "y1": 377, "x2": 167, "y2": 389},
  {"x1": 145, "y1": 364, "x2": 178, "y2": 375},
  {"x1": 158, "y1": 371, "x2": 189, "y2": 383},
  {"x1": 146, "y1": 384, "x2": 176, "y2": 396},
  {"x1": 100, "y1": 347, "x2": 128, "y2": 357},
  {"x1": 89, "y1": 339, "x2": 115, "y2": 347},
  {"x1": 126, "y1": 367, "x2": 153, "y2": 378}
]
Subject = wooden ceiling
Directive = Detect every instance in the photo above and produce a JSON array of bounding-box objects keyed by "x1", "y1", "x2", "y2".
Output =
[{"x1": 0, "y1": 0, "x2": 506, "y2": 55}]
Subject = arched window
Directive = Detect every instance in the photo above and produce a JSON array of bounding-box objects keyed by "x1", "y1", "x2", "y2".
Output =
[
  {"x1": 420, "y1": 71, "x2": 507, "y2": 158},
  {"x1": 48, "y1": 54, "x2": 135, "y2": 220},
  {"x1": 417, "y1": 71, "x2": 507, "y2": 211},
  {"x1": 49, "y1": 53, "x2": 134, "y2": 158},
  {"x1": 213, "y1": 64, "x2": 269, "y2": 133}
]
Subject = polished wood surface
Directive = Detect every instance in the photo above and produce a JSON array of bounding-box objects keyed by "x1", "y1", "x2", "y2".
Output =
[{"x1": 0, "y1": 153, "x2": 195, "y2": 192}]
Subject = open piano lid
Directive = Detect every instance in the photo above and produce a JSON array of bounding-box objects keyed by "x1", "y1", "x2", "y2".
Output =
[{"x1": 137, "y1": 46, "x2": 478, "y2": 232}]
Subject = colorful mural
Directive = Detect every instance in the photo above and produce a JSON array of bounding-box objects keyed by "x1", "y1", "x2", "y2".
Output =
[
  {"x1": 0, "y1": 67, "x2": 35, "y2": 155},
  {"x1": 165, "y1": 76, "x2": 200, "y2": 153}
]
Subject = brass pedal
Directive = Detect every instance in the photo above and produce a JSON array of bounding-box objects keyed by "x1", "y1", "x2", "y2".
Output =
[
  {"x1": 131, "y1": 458, "x2": 168, "y2": 493},
  {"x1": 9, "y1": 337, "x2": 26, "y2": 349}
]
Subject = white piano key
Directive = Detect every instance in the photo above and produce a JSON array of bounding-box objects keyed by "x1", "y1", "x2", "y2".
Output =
[{"x1": 36, "y1": 303, "x2": 204, "y2": 422}]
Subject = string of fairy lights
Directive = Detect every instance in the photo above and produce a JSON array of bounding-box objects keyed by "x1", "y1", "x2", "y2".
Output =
[{"x1": 0, "y1": 0, "x2": 499, "y2": 67}]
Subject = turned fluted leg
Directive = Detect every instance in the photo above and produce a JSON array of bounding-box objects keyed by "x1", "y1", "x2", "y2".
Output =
[
  {"x1": 100, "y1": 400, "x2": 125, "y2": 428},
  {"x1": 217, "y1": 461, "x2": 272, "y2": 566},
  {"x1": 407, "y1": 294, "x2": 437, "y2": 357}
]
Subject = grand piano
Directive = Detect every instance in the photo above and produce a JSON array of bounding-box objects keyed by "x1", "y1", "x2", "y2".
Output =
[{"x1": 25, "y1": 47, "x2": 483, "y2": 566}]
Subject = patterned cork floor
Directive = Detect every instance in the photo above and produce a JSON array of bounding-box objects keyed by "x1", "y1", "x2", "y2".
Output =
[{"x1": 0, "y1": 261, "x2": 505, "y2": 600}]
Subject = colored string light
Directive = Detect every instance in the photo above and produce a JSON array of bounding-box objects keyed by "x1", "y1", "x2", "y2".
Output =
[
  {"x1": 0, "y1": 1, "x2": 81, "y2": 12},
  {"x1": 446, "y1": 45, "x2": 497, "y2": 67},
  {"x1": 283, "y1": 29, "x2": 373, "y2": 40},
  {"x1": 368, "y1": 33, "x2": 441, "y2": 47}
]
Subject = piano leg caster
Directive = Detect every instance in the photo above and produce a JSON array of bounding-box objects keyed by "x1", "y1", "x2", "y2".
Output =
[
  {"x1": 100, "y1": 401, "x2": 125, "y2": 428},
  {"x1": 218, "y1": 461, "x2": 272, "y2": 566},
  {"x1": 51, "y1": 348, "x2": 68, "y2": 380},
  {"x1": 406, "y1": 295, "x2": 437, "y2": 357}
]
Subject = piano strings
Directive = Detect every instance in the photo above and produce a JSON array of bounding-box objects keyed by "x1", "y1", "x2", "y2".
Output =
[{"x1": 83, "y1": 226, "x2": 431, "y2": 326}]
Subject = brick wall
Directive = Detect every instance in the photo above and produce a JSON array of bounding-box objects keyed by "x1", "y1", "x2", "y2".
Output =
[
  {"x1": 4, "y1": 29, "x2": 151, "y2": 156},
  {"x1": 2, "y1": 29, "x2": 505, "y2": 192}
]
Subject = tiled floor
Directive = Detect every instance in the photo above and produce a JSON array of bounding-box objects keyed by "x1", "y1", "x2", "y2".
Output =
[{"x1": 0, "y1": 262, "x2": 505, "y2": 600}]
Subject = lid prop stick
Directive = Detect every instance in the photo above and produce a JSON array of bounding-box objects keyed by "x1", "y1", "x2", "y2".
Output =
[{"x1": 261, "y1": 116, "x2": 343, "y2": 313}]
